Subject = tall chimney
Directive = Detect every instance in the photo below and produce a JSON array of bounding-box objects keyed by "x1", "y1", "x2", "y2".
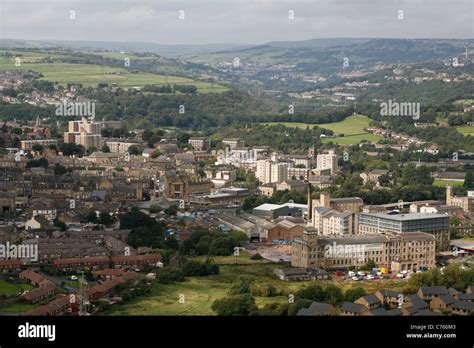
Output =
[
  {"x1": 307, "y1": 182, "x2": 312, "y2": 221},
  {"x1": 320, "y1": 191, "x2": 331, "y2": 207},
  {"x1": 446, "y1": 186, "x2": 453, "y2": 205}
]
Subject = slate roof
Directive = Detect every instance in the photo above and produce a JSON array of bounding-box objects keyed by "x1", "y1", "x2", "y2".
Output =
[
  {"x1": 341, "y1": 302, "x2": 366, "y2": 314},
  {"x1": 297, "y1": 302, "x2": 334, "y2": 316},
  {"x1": 420, "y1": 286, "x2": 449, "y2": 296}
]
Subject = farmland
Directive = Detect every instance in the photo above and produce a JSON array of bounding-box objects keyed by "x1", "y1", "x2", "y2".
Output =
[
  {"x1": 263, "y1": 115, "x2": 382, "y2": 145},
  {"x1": 433, "y1": 179, "x2": 464, "y2": 187},
  {"x1": 0, "y1": 49, "x2": 227, "y2": 92},
  {"x1": 456, "y1": 126, "x2": 474, "y2": 136}
]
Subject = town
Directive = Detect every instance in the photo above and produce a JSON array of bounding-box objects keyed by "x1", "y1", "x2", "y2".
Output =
[
  {"x1": 0, "y1": 1, "x2": 473, "y2": 324},
  {"x1": 0, "y1": 105, "x2": 473, "y2": 316}
]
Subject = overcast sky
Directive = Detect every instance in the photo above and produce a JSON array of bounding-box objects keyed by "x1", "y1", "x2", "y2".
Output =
[{"x1": 1, "y1": 0, "x2": 473, "y2": 45}]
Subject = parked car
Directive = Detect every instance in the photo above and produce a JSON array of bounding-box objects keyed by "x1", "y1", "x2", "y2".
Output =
[
  {"x1": 396, "y1": 273, "x2": 405, "y2": 278},
  {"x1": 70, "y1": 275, "x2": 78, "y2": 281},
  {"x1": 348, "y1": 271, "x2": 356, "y2": 277},
  {"x1": 357, "y1": 271, "x2": 366, "y2": 276},
  {"x1": 365, "y1": 274, "x2": 375, "y2": 280},
  {"x1": 351, "y1": 276, "x2": 360, "y2": 281}
]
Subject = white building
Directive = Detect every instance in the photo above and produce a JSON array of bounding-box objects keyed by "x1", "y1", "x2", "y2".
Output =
[
  {"x1": 106, "y1": 140, "x2": 139, "y2": 153},
  {"x1": 256, "y1": 160, "x2": 289, "y2": 184},
  {"x1": 312, "y1": 206, "x2": 353, "y2": 236},
  {"x1": 316, "y1": 151, "x2": 337, "y2": 175}
]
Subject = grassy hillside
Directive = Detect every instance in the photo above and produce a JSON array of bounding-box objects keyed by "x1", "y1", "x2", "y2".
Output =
[
  {"x1": 263, "y1": 115, "x2": 382, "y2": 145},
  {"x1": 0, "y1": 49, "x2": 227, "y2": 92}
]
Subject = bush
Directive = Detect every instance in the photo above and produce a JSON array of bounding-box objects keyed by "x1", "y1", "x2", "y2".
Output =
[
  {"x1": 344, "y1": 287, "x2": 367, "y2": 302},
  {"x1": 181, "y1": 260, "x2": 219, "y2": 277},
  {"x1": 296, "y1": 284, "x2": 326, "y2": 302},
  {"x1": 156, "y1": 268, "x2": 185, "y2": 284},
  {"x1": 324, "y1": 284, "x2": 343, "y2": 305},
  {"x1": 251, "y1": 302, "x2": 289, "y2": 316},
  {"x1": 288, "y1": 299, "x2": 313, "y2": 316},
  {"x1": 229, "y1": 276, "x2": 255, "y2": 295},
  {"x1": 250, "y1": 284, "x2": 279, "y2": 297},
  {"x1": 211, "y1": 294, "x2": 257, "y2": 316},
  {"x1": 250, "y1": 253, "x2": 263, "y2": 260}
]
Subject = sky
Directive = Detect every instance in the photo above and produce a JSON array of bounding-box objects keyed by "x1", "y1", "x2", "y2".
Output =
[{"x1": 1, "y1": 0, "x2": 473, "y2": 45}]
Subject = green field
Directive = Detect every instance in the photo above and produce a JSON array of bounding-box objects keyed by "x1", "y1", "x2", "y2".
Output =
[
  {"x1": 0, "y1": 50, "x2": 227, "y2": 92},
  {"x1": 0, "y1": 279, "x2": 33, "y2": 297},
  {"x1": 433, "y1": 179, "x2": 464, "y2": 187},
  {"x1": 0, "y1": 302, "x2": 38, "y2": 313},
  {"x1": 456, "y1": 126, "x2": 474, "y2": 136},
  {"x1": 263, "y1": 115, "x2": 382, "y2": 145},
  {"x1": 80, "y1": 51, "x2": 158, "y2": 60},
  {"x1": 106, "y1": 254, "x2": 407, "y2": 316},
  {"x1": 453, "y1": 99, "x2": 474, "y2": 106}
]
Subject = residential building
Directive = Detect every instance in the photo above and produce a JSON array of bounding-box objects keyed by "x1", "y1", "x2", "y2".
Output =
[
  {"x1": 316, "y1": 151, "x2": 337, "y2": 174},
  {"x1": 222, "y1": 138, "x2": 244, "y2": 149},
  {"x1": 106, "y1": 140, "x2": 140, "y2": 153},
  {"x1": 21, "y1": 139, "x2": 58, "y2": 151},
  {"x1": 63, "y1": 116, "x2": 103, "y2": 150},
  {"x1": 188, "y1": 137, "x2": 210, "y2": 150},
  {"x1": 312, "y1": 207, "x2": 353, "y2": 236},
  {"x1": 256, "y1": 159, "x2": 289, "y2": 184}
]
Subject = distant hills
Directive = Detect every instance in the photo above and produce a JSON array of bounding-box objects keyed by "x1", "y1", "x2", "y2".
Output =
[{"x1": 1, "y1": 38, "x2": 472, "y2": 62}]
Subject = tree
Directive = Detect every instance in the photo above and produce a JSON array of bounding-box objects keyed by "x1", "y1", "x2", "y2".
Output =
[
  {"x1": 324, "y1": 285, "x2": 343, "y2": 305},
  {"x1": 32, "y1": 144, "x2": 44, "y2": 152},
  {"x1": 60, "y1": 143, "x2": 85, "y2": 157},
  {"x1": 85, "y1": 210, "x2": 97, "y2": 223},
  {"x1": 344, "y1": 287, "x2": 367, "y2": 302},
  {"x1": 26, "y1": 157, "x2": 48, "y2": 168},
  {"x1": 156, "y1": 268, "x2": 184, "y2": 284},
  {"x1": 463, "y1": 171, "x2": 474, "y2": 189},
  {"x1": 211, "y1": 294, "x2": 257, "y2": 316},
  {"x1": 53, "y1": 218, "x2": 67, "y2": 231},
  {"x1": 360, "y1": 259, "x2": 376, "y2": 271},
  {"x1": 164, "y1": 205, "x2": 178, "y2": 216},
  {"x1": 120, "y1": 207, "x2": 156, "y2": 229},
  {"x1": 53, "y1": 164, "x2": 67, "y2": 176},
  {"x1": 128, "y1": 145, "x2": 141, "y2": 155},
  {"x1": 86, "y1": 147, "x2": 97, "y2": 156},
  {"x1": 287, "y1": 299, "x2": 313, "y2": 316},
  {"x1": 98, "y1": 211, "x2": 113, "y2": 227},
  {"x1": 296, "y1": 284, "x2": 326, "y2": 302},
  {"x1": 378, "y1": 173, "x2": 391, "y2": 187},
  {"x1": 181, "y1": 260, "x2": 219, "y2": 277},
  {"x1": 101, "y1": 144, "x2": 111, "y2": 153},
  {"x1": 164, "y1": 236, "x2": 179, "y2": 250}
]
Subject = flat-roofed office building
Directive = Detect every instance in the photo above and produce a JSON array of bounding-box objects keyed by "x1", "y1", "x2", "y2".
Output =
[{"x1": 358, "y1": 212, "x2": 450, "y2": 250}]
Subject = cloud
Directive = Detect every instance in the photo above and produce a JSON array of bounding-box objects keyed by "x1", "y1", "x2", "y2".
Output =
[{"x1": 1, "y1": 0, "x2": 472, "y2": 44}]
